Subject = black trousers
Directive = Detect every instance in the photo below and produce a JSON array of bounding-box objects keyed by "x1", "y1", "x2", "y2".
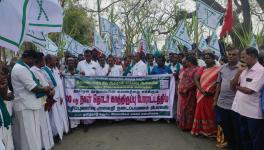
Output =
[
  {"x1": 217, "y1": 107, "x2": 242, "y2": 150},
  {"x1": 239, "y1": 114, "x2": 264, "y2": 150}
]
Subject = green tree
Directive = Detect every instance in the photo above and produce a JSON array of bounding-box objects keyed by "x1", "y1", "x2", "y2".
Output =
[{"x1": 63, "y1": 5, "x2": 96, "y2": 46}]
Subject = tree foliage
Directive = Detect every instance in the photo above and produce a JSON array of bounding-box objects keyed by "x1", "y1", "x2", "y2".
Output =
[{"x1": 63, "y1": 3, "x2": 96, "y2": 46}]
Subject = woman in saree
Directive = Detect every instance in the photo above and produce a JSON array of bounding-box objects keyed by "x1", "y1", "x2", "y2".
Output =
[
  {"x1": 191, "y1": 51, "x2": 220, "y2": 137},
  {"x1": 178, "y1": 56, "x2": 199, "y2": 130}
]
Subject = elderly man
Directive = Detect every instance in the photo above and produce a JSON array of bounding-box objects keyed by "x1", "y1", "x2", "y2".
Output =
[
  {"x1": 43, "y1": 54, "x2": 65, "y2": 142},
  {"x1": 106, "y1": 55, "x2": 123, "y2": 76},
  {"x1": 31, "y1": 52, "x2": 55, "y2": 150},
  {"x1": 131, "y1": 52, "x2": 147, "y2": 76},
  {"x1": 231, "y1": 47, "x2": 264, "y2": 150},
  {"x1": 12, "y1": 50, "x2": 52, "y2": 150}
]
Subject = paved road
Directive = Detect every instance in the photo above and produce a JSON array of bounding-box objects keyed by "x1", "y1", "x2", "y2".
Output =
[{"x1": 54, "y1": 120, "x2": 220, "y2": 150}]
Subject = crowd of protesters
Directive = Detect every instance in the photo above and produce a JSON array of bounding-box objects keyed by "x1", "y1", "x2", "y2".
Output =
[{"x1": 0, "y1": 45, "x2": 264, "y2": 150}]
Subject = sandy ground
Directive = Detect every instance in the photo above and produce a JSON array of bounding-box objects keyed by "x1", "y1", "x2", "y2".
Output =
[{"x1": 54, "y1": 120, "x2": 221, "y2": 150}]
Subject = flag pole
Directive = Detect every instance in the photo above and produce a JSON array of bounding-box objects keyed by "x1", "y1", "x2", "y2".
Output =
[{"x1": 97, "y1": 0, "x2": 102, "y2": 36}]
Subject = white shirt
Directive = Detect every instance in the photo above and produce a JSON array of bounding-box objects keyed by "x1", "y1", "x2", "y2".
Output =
[
  {"x1": 232, "y1": 62, "x2": 264, "y2": 119},
  {"x1": 108, "y1": 65, "x2": 123, "y2": 76},
  {"x1": 11, "y1": 63, "x2": 41, "y2": 111},
  {"x1": 42, "y1": 66, "x2": 60, "y2": 101},
  {"x1": 31, "y1": 66, "x2": 49, "y2": 105},
  {"x1": 170, "y1": 63, "x2": 182, "y2": 73},
  {"x1": 77, "y1": 60, "x2": 100, "y2": 76},
  {"x1": 97, "y1": 64, "x2": 109, "y2": 76},
  {"x1": 31, "y1": 66, "x2": 49, "y2": 87},
  {"x1": 131, "y1": 60, "x2": 147, "y2": 76},
  {"x1": 198, "y1": 59, "x2": 206, "y2": 67}
]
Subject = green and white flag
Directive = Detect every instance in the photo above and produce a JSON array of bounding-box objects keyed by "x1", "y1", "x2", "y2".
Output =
[
  {"x1": 198, "y1": 35, "x2": 208, "y2": 52},
  {"x1": 24, "y1": 30, "x2": 47, "y2": 47},
  {"x1": 173, "y1": 21, "x2": 193, "y2": 51},
  {"x1": 0, "y1": 0, "x2": 32, "y2": 51},
  {"x1": 100, "y1": 17, "x2": 112, "y2": 34},
  {"x1": 250, "y1": 36, "x2": 259, "y2": 52},
  {"x1": 63, "y1": 34, "x2": 90, "y2": 57},
  {"x1": 25, "y1": 30, "x2": 58, "y2": 55},
  {"x1": 196, "y1": 0, "x2": 223, "y2": 30},
  {"x1": 28, "y1": 0, "x2": 63, "y2": 32},
  {"x1": 168, "y1": 38, "x2": 180, "y2": 54},
  {"x1": 93, "y1": 30, "x2": 110, "y2": 56},
  {"x1": 208, "y1": 31, "x2": 220, "y2": 56},
  {"x1": 39, "y1": 38, "x2": 58, "y2": 55}
]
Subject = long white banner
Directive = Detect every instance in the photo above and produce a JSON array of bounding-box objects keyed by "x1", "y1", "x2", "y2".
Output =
[{"x1": 64, "y1": 75, "x2": 175, "y2": 119}]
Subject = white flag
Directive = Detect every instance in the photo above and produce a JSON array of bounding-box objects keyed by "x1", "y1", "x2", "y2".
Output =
[
  {"x1": 25, "y1": 30, "x2": 58, "y2": 55},
  {"x1": 111, "y1": 23, "x2": 125, "y2": 57},
  {"x1": 39, "y1": 38, "x2": 58, "y2": 55},
  {"x1": 138, "y1": 35, "x2": 148, "y2": 53},
  {"x1": 100, "y1": 17, "x2": 112, "y2": 34},
  {"x1": 63, "y1": 34, "x2": 89, "y2": 56},
  {"x1": 93, "y1": 30, "x2": 109, "y2": 55},
  {"x1": 197, "y1": 0, "x2": 224, "y2": 30},
  {"x1": 168, "y1": 38, "x2": 180, "y2": 54},
  {"x1": 173, "y1": 21, "x2": 193, "y2": 50},
  {"x1": 24, "y1": 30, "x2": 47, "y2": 47},
  {"x1": 0, "y1": 0, "x2": 32, "y2": 51},
  {"x1": 28, "y1": 0, "x2": 63, "y2": 33},
  {"x1": 250, "y1": 36, "x2": 259, "y2": 52},
  {"x1": 208, "y1": 31, "x2": 220, "y2": 56},
  {"x1": 198, "y1": 35, "x2": 208, "y2": 52},
  {"x1": 111, "y1": 23, "x2": 120, "y2": 36}
]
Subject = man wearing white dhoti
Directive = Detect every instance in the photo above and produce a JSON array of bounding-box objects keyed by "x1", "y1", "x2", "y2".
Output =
[
  {"x1": 77, "y1": 50, "x2": 100, "y2": 131},
  {"x1": 31, "y1": 52, "x2": 54, "y2": 150},
  {"x1": 11, "y1": 50, "x2": 52, "y2": 150},
  {"x1": 53, "y1": 56, "x2": 70, "y2": 134},
  {"x1": 42, "y1": 54, "x2": 64, "y2": 141}
]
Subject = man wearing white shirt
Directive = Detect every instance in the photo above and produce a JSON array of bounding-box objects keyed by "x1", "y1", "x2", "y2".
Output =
[
  {"x1": 43, "y1": 55, "x2": 64, "y2": 142},
  {"x1": 106, "y1": 55, "x2": 123, "y2": 77},
  {"x1": 77, "y1": 50, "x2": 100, "y2": 131},
  {"x1": 131, "y1": 52, "x2": 147, "y2": 76},
  {"x1": 131, "y1": 52, "x2": 147, "y2": 121},
  {"x1": 97, "y1": 54, "x2": 109, "y2": 76},
  {"x1": 231, "y1": 47, "x2": 264, "y2": 150},
  {"x1": 11, "y1": 50, "x2": 52, "y2": 150},
  {"x1": 54, "y1": 57, "x2": 70, "y2": 134},
  {"x1": 31, "y1": 52, "x2": 54, "y2": 150},
  {"x1": 77, "y1": 50, "x2": 100, "y2": 76}
]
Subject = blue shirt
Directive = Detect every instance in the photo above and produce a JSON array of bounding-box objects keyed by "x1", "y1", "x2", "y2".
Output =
[{"x1": 151, "y1": 65, "x2": 172, "y2": 75}]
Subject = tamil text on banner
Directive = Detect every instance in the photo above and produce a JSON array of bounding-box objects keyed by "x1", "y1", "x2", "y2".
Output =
[{"x1": 64, "y1": 75, "x2": 175, "y2": 119}]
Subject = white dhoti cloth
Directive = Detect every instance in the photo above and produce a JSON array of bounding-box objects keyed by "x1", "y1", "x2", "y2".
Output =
[
  {"x1": 57, "y1": 99, "x2": 69, "y2": 134},
  {"x1": 49, "y1": 103, "x2": 63, "y2": 140},
  {"x1": 40, "y1": 107, "x2": 54, "y2": 150},
  {"x1": 12, "y1": 109, "x2": 41, "y2": 150}
]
